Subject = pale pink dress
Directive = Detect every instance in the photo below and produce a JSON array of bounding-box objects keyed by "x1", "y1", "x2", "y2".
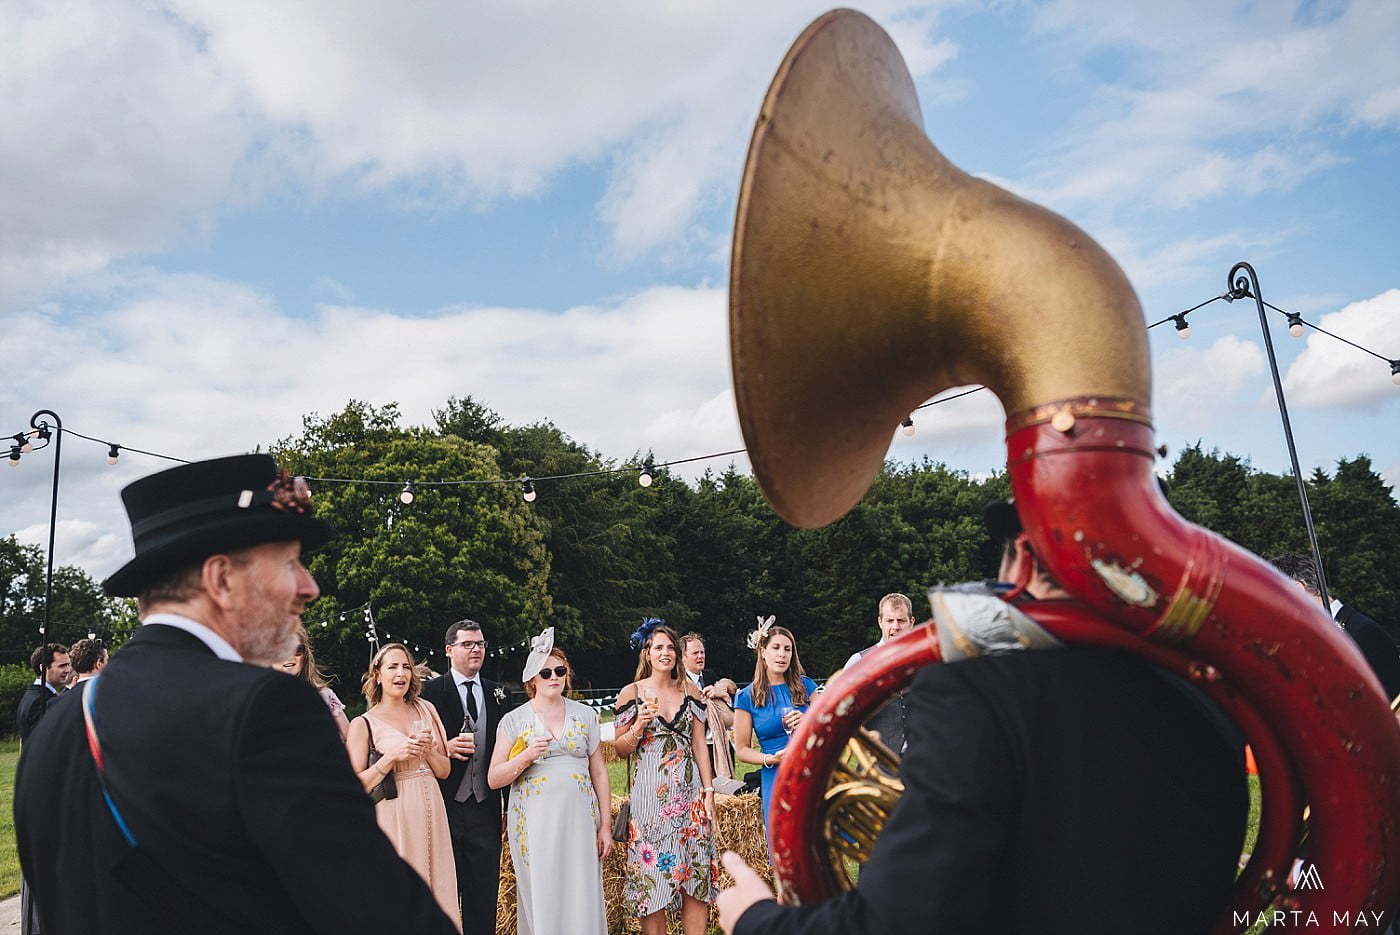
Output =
[{"x1": 363, "y1": 700, "x2": 461, "y2": 932}]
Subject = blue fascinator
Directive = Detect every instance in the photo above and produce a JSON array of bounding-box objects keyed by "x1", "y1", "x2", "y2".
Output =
[{"x1": 629, "y1": 617, "x2": 665, "y2": 651}]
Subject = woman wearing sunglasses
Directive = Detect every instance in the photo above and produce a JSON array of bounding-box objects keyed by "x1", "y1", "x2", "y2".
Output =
[{"x1": 488, "y1": 628, "x2": 611, "y2": 935}]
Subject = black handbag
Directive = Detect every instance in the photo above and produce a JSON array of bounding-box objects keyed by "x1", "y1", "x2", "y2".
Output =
[
  {"x1": 611, "y1": 754, "x2": 633, "y2": 842},
  {"x1": 364, "y1": 717, "x2": 398, "y2": 804}
]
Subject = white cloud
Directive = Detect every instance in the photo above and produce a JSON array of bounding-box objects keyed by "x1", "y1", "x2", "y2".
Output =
[
  {"x1": 1154, "y1": 334, "x2": 1267, "y2": 426},
  {"x1": 0, "y1": 0, "x2": 249, "y2": 301},
  {"x1": 1, "y1": 1, "x2": 965, "y2": 300},
  {"x1": 1, "y1": 272, "x2": 742, "y2": 578},
  {"x1": 1019, "y1": 0, "x2": 1400, "y2": 214},
  {"x1": 1282, "y1": 289, "x2": 1400, "y2": 410},
  {"x1": 13, "y1": 520, "x2": 129, "y2": 582}
]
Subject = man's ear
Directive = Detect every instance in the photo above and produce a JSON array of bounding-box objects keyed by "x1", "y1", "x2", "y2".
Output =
[{"x1": 200, "y1": 553, "x2": 239, "y2": 609}]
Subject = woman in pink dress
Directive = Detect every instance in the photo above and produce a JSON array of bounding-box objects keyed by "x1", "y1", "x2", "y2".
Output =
[
  {"x1": 347, "y1": 643, "x2": 461, "y2": 931},
  {"x1": 276, "y1": 623, "x2": 351, "y2": 740}
]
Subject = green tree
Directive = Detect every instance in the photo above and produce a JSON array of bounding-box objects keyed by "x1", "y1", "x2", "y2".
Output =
[
  {"x1": 0, "y1": 535, "x2": 131, "y2": 662},
  {"x1": 272, "y1": 401, "x2": 553, "y2": 690}
]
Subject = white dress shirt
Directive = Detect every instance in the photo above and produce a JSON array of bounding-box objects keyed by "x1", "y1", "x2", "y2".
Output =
[{"x1": 142, "y1": 612, "x2": 243, "y2": 662}]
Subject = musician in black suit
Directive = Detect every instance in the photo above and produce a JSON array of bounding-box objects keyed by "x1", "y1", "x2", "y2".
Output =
[
  {"x1": 1271, "y1": 553, "x2": 1400, "y2": 701},
  {"x1": 16, "y1": 643, "x2": 70, "y2": 741},
  {"x1": 14, "y1": 454, "x2": 458, "y2": 935},
  {"x1": 420, "y1": 618, "x2": 508, "y2": 935},
  {"x1": 717, "y1": 501, "x2": 1246, "y2": 935}
]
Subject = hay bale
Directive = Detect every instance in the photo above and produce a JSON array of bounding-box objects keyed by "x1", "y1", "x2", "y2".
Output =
[{"x1": 496, "y1": 792, "x2": 772, "y2": 935}]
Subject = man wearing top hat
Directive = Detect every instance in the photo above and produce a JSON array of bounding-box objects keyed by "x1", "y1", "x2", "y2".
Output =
[{"x1": 14, "y1": 454, "x2": 459, "y2": 935}]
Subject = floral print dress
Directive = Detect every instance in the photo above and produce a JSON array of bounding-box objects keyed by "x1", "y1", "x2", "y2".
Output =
[
  {"x1": 616, "y1": 691, "x2": 718, "y2": 916},
  {"x1": 498, "y1": 699, "x2": 607, "y2": 935}
]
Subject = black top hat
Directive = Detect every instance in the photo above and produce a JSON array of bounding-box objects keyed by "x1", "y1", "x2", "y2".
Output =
[{"x1": 102, "y1": 454, "x2": 335, "y2": 598}]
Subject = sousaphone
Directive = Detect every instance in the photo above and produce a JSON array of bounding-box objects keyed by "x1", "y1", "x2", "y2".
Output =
[{"x1": 730, "y1": 9, "x2": 1400, "y2": 930}]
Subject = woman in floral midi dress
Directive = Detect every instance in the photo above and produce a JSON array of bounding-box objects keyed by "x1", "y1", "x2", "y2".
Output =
[{"x1": 613, "y1": 621, "x2": 718, "y2": 935}]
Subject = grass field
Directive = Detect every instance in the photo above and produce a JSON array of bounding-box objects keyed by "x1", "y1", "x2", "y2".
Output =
[{"x1": 0, "y1": 738, "x2": 20, "y2": 900}]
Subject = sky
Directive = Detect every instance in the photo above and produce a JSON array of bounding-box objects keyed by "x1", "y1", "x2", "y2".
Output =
[{"x1": 3, "y1": 0, "x2": 1398, "y2": 584}]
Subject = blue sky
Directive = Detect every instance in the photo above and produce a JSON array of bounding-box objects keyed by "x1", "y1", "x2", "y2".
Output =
[{"x1": 3, "y1": 0, "x2": 1398, "y2": 580}]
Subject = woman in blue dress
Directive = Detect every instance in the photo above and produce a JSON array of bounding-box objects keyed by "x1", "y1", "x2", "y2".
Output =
[{"x1": 733, "y1": 617, "x2": 818, "y2": 831}]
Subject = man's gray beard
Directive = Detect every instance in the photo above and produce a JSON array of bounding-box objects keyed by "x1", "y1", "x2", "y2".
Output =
[{"x1": 243, "y1": 622, "x2": 299, "y2": 667}]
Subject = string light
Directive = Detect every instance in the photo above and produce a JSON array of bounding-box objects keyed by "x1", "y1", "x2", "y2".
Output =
[
  {"x1": 638, "y1": 462, "x2": 654, "y2": 488},
  {"x1": 900, "y1": 415, "x2": 915, "y2": 437},
  {"x1": 106, "y1": 443, "x2": 120, "y2": 465},
  {"x1": 1286, "y1": 312, "x2": 1304, "y2": 338},
  {"x1": 1392, "y1": 360, "x2": 1400, "y2": 386},
  {"x1": 399, "y1": 482, "x2": 415, "y2": 505},
  {"x1": 12, "y1": 433, "x2": 31, "y2": 454},
  {"x1": 7, "y1": 446, "x2": 19, "y2": 468},
  {"x1": 1172, "y1": 314, "x2": 1191, "y2": 339},
  {"x1": 521, "y1": 478, "x2": 537, "y2": 503}
]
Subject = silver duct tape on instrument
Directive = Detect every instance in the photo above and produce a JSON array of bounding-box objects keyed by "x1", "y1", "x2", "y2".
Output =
[{"x1": 928, "y1": 584, "x2": 1064, "y2": 661}]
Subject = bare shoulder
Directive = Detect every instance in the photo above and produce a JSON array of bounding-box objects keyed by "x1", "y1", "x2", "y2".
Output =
[
  {"x1": 683, "y1": 680, "x2": 705, "y2": 701},
  {"x1": 615, "y1": 682, "x2": 637, "y2": 704}
]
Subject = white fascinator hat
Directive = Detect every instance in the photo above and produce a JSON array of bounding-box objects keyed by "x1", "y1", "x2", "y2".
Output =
[{"x1": 521, "y1": 626, "x2": 555, "y2": 684}]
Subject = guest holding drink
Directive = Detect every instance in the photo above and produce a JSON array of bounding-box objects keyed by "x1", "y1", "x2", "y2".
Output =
[
  {"x1": 347, "y1": 643, "x2": 461, "y2": 931},
  {"x1": 488, "y1": 629, "x2": 611, "y2": 935},
  {"x1": 277, "y1": 623, "x2": 350, "y2": 740},
  {"x1": 421, "y1": 618, "x2": 509, "y2": 935},
  {"x1": 734, "y1": 617, "x2": 817, "y2": 831},
  {"x1": 613, "y1": 619, "x2": 718, "y2": 935}
]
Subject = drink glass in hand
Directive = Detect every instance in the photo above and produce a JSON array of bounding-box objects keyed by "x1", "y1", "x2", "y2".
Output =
[
  {"x1": 411, "y1": 718, "x2": 429, "y2": 772},
  {"x1": 641, "y1": 690, "x2": 659, "y2": 721},
  {"x1": 780, "y1": 706, "x2": 797, "y2": 735}
]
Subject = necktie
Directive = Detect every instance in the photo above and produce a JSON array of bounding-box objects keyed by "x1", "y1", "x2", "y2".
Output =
[{"x1": 463, "y1": 679, "x2": 479, "y2": 722}]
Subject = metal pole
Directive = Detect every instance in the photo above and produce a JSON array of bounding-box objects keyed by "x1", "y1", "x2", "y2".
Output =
[
  {"x1": 29, "y1": 410, "x2": 62, "y2": 637},
  {"x1": 1226, "y1": 263, "x2": 1332, "y2": 611}
]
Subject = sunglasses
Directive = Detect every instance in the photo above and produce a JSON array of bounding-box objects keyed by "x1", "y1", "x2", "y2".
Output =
[{"x1": 537, "y1": 666, "x2": 568, "y2": 680}]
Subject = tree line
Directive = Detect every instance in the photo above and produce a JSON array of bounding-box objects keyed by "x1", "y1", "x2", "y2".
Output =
[{"x1": 3, "y1": 395, "x2": 1397, "y2": 695}]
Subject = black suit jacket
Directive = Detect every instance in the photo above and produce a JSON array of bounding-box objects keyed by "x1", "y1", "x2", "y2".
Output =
[
  {"x1": 14, "y1": 624, "x2": 459, "y2": 935},
  {"x1": 736, "y1": 647, "x2": 1246, "y2": 935},
  {"x1": 1338, "y1": 604, "x2": 1400, "y2": 701},
  {"x1": 420, "y1": 670, "x2": 507, "y2": 806},
  {"x1": 15, "y1": 682, "x2": 59, "y2": 741}
]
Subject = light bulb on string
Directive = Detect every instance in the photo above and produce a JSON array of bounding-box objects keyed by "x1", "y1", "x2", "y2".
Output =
[
  {"x1": 106, "y1": 443, "x2": 120, "y2": 465},
  {"x1": 12, "y1": 433, "x2": 31, "y2": 454},
  {"x1": 900, "y1": 415, "x2": 915, "y2": 437},
  {"x1": 1286, "y1": 312, "x2": 1304, "y2": 338},
  {"x1": 400, "y1": 482, "x2": 415, "y2": 505},
  {"x1": 1391, "y1": 360, "x2": 1400, "y2": 386},
  {"x1": 7, "y1": 446, "x2": 20, "y2": 468},
  {"x1": 35, "y1": 426, "x2": 50, "y2": 443},
  {"x1": 521, "y1": 478, "x2": 537, "y2": 503},
  {"x1": 638, "y1": 462, "x2": 654, "y2": 488},
  {"x1": 1173, "y1": 315, "x2": 1191, "y2": 340}
]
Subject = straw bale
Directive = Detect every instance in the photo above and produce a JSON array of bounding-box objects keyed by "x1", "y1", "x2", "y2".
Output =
[{"x1": 495, "y1": 792, "x2": 772, "y2": 935}]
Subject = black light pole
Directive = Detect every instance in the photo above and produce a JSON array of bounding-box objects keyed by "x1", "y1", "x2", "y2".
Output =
[
  {"x1": 29, "y1": 409, "x2": 63, "y2": 637},
  {"x1": 1226, "y1": 263, "x2": 1332, "y2": 611}
]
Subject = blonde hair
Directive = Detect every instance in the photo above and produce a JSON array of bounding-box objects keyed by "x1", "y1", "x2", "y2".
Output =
[
  {"x1": 750, "y1": 625, "x2": 808, "y2": 708},
  {"x1": 878, "y1": 593, "x2": 913, "y2": 618},
  {"x1": 632, "y1": 624, "x2": 684, "y2": 685},
  {"x1": 290, "y1": 623, "x2": 332, "y2": 689},
  {"x1": 361, "y1": 643, "x2": 422, "y2": 706},
  {"x1": 523, "y1": 648, "x2": 574, "y2": 699}
]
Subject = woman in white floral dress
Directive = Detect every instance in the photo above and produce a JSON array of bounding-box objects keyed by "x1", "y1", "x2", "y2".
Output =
[
  {"x1": 488, "y1": 631, "x2": 611, "y2": 935},
  {"x1": 612, "y1": 620, "x2": 717, "y2": 935}
]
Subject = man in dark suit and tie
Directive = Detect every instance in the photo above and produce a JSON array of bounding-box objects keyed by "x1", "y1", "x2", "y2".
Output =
[
  {"x1": 16, "y1": 643, "x2": 71, "y2": 741},
  {"x1": 14, "y1": 454, "x2": 458, "y2": 935},
  {"x1": 1272, "y1": 553, "x2": 1400, "y2": 701},
  {"x1": 421, "y1": 618, "x2": 508, "y2": 935}
]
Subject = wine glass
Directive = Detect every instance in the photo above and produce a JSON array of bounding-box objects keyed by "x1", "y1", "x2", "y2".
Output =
[
  {"x1": 779, "y1": 706, "x2": 797, "y2": 736},
  {"x1": 411, "y1": 718, "x2": 430, "y2": 772}
]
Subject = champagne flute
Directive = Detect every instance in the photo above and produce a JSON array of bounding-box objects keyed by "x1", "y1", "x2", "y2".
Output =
[
  {"x1": 411, "y1": 717, "x2": 430, "y2": 772},
  {"x1": 779, "y1": 706, "x2": 797, "y2": 736}
]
